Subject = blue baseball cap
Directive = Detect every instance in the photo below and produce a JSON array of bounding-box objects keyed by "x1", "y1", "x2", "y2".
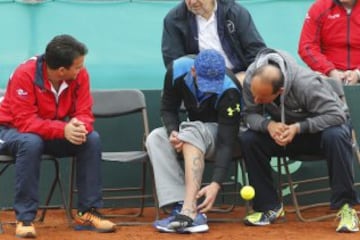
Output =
[{"x1": 194, "y1": 49, "x2": 226, "y2": 93}]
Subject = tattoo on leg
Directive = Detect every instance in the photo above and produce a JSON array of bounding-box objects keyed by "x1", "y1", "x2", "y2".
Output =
[{"x1": 191, "y1": 154, "x2": 204, "y2": 190}]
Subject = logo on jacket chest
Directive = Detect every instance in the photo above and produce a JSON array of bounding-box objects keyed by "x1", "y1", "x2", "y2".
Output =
[
  {"x1": 328, "y1": 13, "x2": 340, "y2": 19},
  {"x1": 226, "y1": 20, "x2": 235, "y2": 33},
  {"x1": 16, "y1": 88, "x2": 28, "y2": 96}
]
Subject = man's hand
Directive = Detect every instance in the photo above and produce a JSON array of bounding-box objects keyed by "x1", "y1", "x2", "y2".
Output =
[
  {"x1": 64, "y1": 118, "x2": 88, "y2": 145},
  {"x1": 196, "y1": 182, "x2": 221, "y2": 213},
  {"x1": 169, "y1": 130, "x2": 183, "y2": 152},
  {"x1": 276, "y1": 123, "x2": 299, "y2": 146},
  {"x1": 267, "y1": 121, "x2": 288, "y2": 142},
  {"x1": 344, "y1": 70, "x2": 360, "y2": 85},
  {"x1": 329, "y1": 69, "x2": 346, "y2": 82},
  {"x1": 268, "y1": 121, "x2": 299, "y2": 146}
]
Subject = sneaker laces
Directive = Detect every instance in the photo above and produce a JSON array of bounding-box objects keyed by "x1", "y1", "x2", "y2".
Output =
[
  {"x1": 264, "y1": 208, "x2": 280, "y2": 220},
  {"x1": 21, "y1": 221, "x2": 32, "y2": 226},
  {"x1": 336, "y1": 205, "x2": 352, "y2": 222},
  {"x1": 264, "y1": 205, "x2": 284, "y2": 222},
  {"x1": 169, "y1": 214, "x2": 193, "y2": 229},
  {"x1": 79, "y1": 208, "x2": 105, "y2": 222}
]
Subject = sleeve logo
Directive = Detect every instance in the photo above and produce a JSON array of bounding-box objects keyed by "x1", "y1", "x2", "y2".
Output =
[{"x1": 227, "y1": 103, "x2": 240, "y2": 116}]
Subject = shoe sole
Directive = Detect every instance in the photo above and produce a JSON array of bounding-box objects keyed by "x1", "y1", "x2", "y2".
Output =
[
  {"x1": 154, "y1": 225, "x2": 176, "y2": 233},
  {"x1": 177, "y1": 224, "x2": 209, "y2": 233},
  {"x1": 244, "y1": 219, "x2": 270, "y2": 226},
  {"x1": 336, "y1": 226, "x2": 359, "y2": 233},
  {"x1": 74, "y1": 225, "x2": 116, "y2": 233},
  {"x1": 16, "y1": 232, "x2": 36, "y2": 238}
]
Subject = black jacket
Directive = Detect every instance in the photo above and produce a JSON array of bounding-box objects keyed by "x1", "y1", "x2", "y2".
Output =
[
  {"x1": 161, "y1": 55, "x2": 242, "y2": 184},
  {"x1": 161, "y1": 0, "x2": 266, "y2": 72}
]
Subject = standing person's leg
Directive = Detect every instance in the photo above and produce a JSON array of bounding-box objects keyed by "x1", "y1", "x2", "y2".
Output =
[
  {"x1": 44, "y1": 131, "x2": 115, "y2": 233},
  {"x1": 0, "y1": 128, "x2": 44, "y2": 238}
]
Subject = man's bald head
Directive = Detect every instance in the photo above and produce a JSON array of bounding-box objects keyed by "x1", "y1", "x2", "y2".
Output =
[{"x1": 250, "y1": 64, "x2": 284, "y2": 104}]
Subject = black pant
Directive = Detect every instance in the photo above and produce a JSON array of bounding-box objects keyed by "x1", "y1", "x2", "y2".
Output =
[{"x1": 239, "y1": 124, "x2": 359, "y2": 211}]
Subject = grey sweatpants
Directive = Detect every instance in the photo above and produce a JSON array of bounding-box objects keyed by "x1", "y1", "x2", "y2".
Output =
[{"x1": 145, "y1": 121, "x2": 218, "y2": 208}]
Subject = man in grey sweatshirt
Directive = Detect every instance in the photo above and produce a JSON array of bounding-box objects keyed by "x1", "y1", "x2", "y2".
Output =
[{"x1": 240, "y1": 48, "x2": 359, "y2": 233}]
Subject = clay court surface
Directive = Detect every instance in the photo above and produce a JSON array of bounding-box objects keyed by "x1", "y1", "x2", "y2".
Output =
[{"x1": 1, "y1": 206, "x2": 359, "y2": 240}]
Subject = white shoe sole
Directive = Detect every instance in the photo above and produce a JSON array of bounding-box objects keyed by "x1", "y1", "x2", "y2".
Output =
[
  {"x1": 178, "y1": 224, "x2": 209, "y2": 233},
  {"x1": 155, "y1": 225, "x2": 176, "y2": 233}
]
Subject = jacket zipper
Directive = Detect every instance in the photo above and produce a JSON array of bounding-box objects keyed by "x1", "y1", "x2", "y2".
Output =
[{"x1": 346, "y1": 9, "x2": 351, "y2": 69}]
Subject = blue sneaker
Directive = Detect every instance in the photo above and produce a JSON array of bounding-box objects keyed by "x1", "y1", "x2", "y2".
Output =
[
  {"x1": 153, "y1": 202, "x2": 182, "y2": 233},
  {"x1": 168, "y1": 213, "x2": 209, "y2": 233}
]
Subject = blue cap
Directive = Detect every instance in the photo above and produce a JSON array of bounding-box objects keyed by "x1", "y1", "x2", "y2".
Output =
[{"x1": 194, "y1": 49, "x2": 225, "y2": 93}]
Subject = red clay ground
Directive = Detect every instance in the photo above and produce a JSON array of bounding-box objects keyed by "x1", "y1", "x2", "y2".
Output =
[{"x1": 0, "y1": 206, "x2": 359, "y2": 240}]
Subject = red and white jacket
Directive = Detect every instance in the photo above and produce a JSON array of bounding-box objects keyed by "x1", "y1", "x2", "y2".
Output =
[
  {"x1": 298, "y1": 0, "x2": 360, "y2": 75},
  {"x1": 0, "y1": 55, "x2": 94, "y2": 140}
]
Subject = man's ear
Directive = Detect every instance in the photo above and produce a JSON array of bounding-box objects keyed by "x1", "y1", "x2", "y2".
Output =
[
  {"x1": 57, "y1": 66, "x2": 66, "y2": 77},
  {"x1": 278, "y1": 87, "x2": 285, "y2": 95}
]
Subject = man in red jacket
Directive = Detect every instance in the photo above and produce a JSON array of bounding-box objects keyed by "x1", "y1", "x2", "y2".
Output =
[
  {"x1": 0, "y1": 34, "x2": 115, "y2": 238},
  {"x1": 298, "y1": 0, "x2": 360, "y2": 85}
]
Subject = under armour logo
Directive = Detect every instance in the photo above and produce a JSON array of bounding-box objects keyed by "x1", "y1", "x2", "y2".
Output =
[{"x1": 227, "y1": 104, "x2": 241, "y2": 116}]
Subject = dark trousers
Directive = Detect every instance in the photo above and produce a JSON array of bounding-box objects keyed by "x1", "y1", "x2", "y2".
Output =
[
  {"x1": 239, "y1": 124, "x2": 359, "y2": 212},
  {"x1": 0, "y1": 127, "x2": 103, "y2": 221}
]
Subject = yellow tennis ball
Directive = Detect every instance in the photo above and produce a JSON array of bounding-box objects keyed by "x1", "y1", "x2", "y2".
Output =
[{"x1": 240, "y1": 185, "x2": 255, "y2": 200}]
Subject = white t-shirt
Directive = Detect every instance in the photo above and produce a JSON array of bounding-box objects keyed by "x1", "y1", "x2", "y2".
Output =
[{"x1": 196, "y1": 5, "x2": 234, "y2": 70}]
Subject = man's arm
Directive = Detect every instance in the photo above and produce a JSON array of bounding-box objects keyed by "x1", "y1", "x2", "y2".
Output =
[
  {"x1": 68, "y1": 69, "x2": 94, "y2": 133},
  {"x1": 161, "y1": 14, "x2": 187, "y2": 68},
  {"x1": 295, "y1": 80, "x2": 346, "y2": 133},
  {"x1": 298, "y1": 3, "x2": 335, "y2": 75},
  {"x1": 160, "y1": 65, "x2": 182, "y2": 135},
  {"x1": 232, "y1": 4, "x2": 266, "y2": 66},
  {"x1": 211, "y1": 89, "x2": 241, "y2": 184},
  {"x1": 9, "y1": 68, "x2": 94, "y2": 140},
  {"x1": 8, "y1": 70, "x2": 67, "y2": 139},
  {"x1": 197, "y1": 89, "x2": 241, "y2": 213}
]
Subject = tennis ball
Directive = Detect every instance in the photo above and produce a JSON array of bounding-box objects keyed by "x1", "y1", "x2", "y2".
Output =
[{"x1": 240, "y1": 185, "x2": 255, "y2": 200}]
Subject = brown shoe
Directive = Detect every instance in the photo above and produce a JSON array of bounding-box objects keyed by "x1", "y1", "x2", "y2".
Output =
[
  {"x1": 16, "y1": 221, "x2": 36, "y2": 238},
  {"x1": 74, "y1": 208, "x2": 116, "y2": 233}
]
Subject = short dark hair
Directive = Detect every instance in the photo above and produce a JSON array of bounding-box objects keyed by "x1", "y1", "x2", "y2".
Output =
[
  {"x1": 252, "y1": 63, "x2": 284, "y2": 94},
  {"x1": 45, "y1": 34, "x2": 88, "y2": 69}
]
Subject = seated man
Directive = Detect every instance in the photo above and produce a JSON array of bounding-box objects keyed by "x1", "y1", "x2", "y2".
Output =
[
  {"x1": 240, "y1": 48, "x2": 360, "y2": 233},
  {"x1": 146, "y1": 49, "x2": 242, "y2": 233},
  {"x1": 161, "y1": 0, "x2": 266, "y2": 86},
  {"x1": 0, "y1": 34, "x2": 116, "y2": 238},
  {"x1": 298, "y1": 0, "x2": 360, "y2": 85}
]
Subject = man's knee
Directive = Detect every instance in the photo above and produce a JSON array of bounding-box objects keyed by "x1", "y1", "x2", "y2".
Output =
[
  {"x1": 85, "y1": 131, "x2": 101, "y2": 147},
  {"x1": 146, "y1": 127, "x2": 168, "y2": 148},
  {"x1": 18, "y1": 133, "x2": 44, "y2": 152},
  {"x1": 322, "y1": 125, "x2": 351, "y2": 143},
  {"x1": 239, "y1": 130, "x2": 259, "y2": 147}
]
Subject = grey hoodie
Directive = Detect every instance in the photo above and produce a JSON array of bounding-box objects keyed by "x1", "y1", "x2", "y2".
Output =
[{"x1": 243, "y1": 48, "x2": 347, "y2": 134}]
